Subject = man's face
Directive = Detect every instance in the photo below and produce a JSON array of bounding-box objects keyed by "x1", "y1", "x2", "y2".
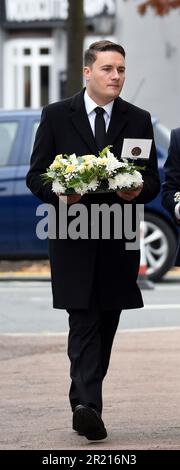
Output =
[{"x1": 83, "y1": 50, "x2": 125, "y2": 105}]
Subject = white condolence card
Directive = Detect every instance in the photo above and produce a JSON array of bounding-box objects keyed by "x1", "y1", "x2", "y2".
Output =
[{"x1": 121, "y1": 138, "x2": 152, "y2": 160}]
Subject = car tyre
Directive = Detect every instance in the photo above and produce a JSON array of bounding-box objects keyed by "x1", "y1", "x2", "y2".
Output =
[{"x1": 144, "y1": 212, "x2": 177, "y2": 282}]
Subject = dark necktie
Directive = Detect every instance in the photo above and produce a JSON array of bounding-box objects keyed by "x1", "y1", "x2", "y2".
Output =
[{"x1": 94, "y1": 107, "x2": 106, "y2": 151}]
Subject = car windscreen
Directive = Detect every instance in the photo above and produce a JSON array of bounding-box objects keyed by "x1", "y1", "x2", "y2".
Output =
[{"x1": 153, "y1": 122, "x2": 170, "y2": 153}]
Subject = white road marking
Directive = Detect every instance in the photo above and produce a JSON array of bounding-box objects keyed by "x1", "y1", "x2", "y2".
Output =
[
  {"x1": 154, "y1": 285, "x2": 180, "y2": 291},
  {"x1": 1, "y1": 326, "x2": 180, "y2": 336},
  {"x1": 26, "y1": 301, "x2": 180, "y2": 309},
  {"x1": 142, "y1": 304, "x2": 180, "y2": 310}
]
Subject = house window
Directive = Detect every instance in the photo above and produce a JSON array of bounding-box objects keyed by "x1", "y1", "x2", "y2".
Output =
[{"x1": 4, "y1": 39, "x2": 53, "y2": 108}]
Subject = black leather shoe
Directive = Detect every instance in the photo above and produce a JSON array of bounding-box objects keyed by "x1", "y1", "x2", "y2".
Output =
[
  {"x1": 73, "y1": 405, "x2": 107, "y2": 440},
  {"x1": 72, "y1": 422, "x2": 84, "y2": 436},
  {"x1": 73, "y1": 415, "x2": 84, "y2": 435}
]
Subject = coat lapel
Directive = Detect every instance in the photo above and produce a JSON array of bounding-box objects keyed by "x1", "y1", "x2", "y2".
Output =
[
  {"x1": 70, "y1": 89, "x2": 98, "y2": 155},
  {"x1": 105, "y1": 97, "x2": 128, "y2": 147},
  {"x1": 70, "y1": 90, "x2": 129, "y2": 155}
]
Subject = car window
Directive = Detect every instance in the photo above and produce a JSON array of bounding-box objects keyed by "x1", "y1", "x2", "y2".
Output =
[
  {"x1": 153, "y1": 122, "x2": 170, "y2": 152},
  {"x1": 0, "y1": 122, "x2": 18, "y2": 166},
  {"x1": 30, "y1": 121, "x2": 40, "y2": 155}
]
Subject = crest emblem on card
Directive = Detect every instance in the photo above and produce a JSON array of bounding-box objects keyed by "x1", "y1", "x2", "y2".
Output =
[{"x1": 121, "y1": 139, "x2": 152, "y2": 160}]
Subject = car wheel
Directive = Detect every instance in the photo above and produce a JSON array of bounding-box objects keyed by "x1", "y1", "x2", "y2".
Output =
[{"x1": 143, "y1": 212, "x2": 177, "y2": 281}]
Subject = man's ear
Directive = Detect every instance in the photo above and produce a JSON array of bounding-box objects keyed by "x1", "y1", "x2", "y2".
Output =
[{"x1": 83, "y1": 66, "x2": 91, "y2": 81}]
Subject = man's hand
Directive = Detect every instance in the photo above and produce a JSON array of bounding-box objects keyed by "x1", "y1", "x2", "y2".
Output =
[
  {"x1": 116, "y1": 184, "x2": 143, "y2": 202},
  {"x1": 59, "y1": 194, "x2": 81, "y2": 204}
]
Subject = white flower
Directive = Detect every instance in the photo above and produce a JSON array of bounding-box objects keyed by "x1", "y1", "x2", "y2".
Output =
[
  {"x1": 78, "y1": 154, "x2": 97, "y2": 172},
  {"x1": 49, "y1": 160, "x2": 62, "y2": 170},
  {"x1": 78, "y1": 161, "x2": 93, "y2": 172},
  {"x1": 83, "y1": 154, "x2": 97, "y2": 162},
  {"x1": 68, "y1": 153, "x2": 78, "y2": 165},
  {"x1": 105, "y1": 150, "x2": 126, "y2": 174},
  {"x1": 75, "y1": 179, "x2": 99, "y2": 195},
  {"x1": 64, "y1": 172, "x2": 76, "y2": 181},
  {"x1": 96, "y1": 156, "x2": 108, "y2": 166},
  {"x1": 132, "y1": 170, "x2": 144, "y2": 185},
  {"x1": 52, "y1": 180, "x2": 66, "y2": 194},
  {"x1": 87, "y1": 178, "x2": 99, "y2": 191},
  {"x1": 75, "y1": 183, "x2": 88, "y2": 195},
  {"x1": 108, "y1": 170, "x2": 143, "y2": 190}
]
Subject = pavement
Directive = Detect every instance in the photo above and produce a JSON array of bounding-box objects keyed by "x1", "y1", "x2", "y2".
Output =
[
  {"x1": 0, "y1": 260, "x2": 50, "y2": 281},
  {"x1": 1, "y1": 261, "x2": 180, "y2": 450},
  {"x1": 1, "y1": 328, "x2": 180, "y2": 450},
  {"x1": 0, "y1": 260, "x2": 180, "y2": 281}
]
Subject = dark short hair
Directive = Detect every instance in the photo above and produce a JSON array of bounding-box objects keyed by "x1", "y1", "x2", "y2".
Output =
[{"x1": 84, "y1": 40, "x2": 125, "y2": 67}]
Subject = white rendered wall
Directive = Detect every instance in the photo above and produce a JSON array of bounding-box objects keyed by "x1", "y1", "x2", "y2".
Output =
[{"x1": 115, "y1": 0, "x2": 180, "y2": 129}]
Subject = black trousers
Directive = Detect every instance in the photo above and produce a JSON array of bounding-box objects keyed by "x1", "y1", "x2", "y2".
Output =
[{"x1": 67, "y1": 284, "x2": 121, "y2": 414}]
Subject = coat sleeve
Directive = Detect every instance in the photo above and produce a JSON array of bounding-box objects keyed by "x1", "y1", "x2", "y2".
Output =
[
  {"x1": 26, "y1": 106, "x2": 58, "y2": 205},
  {"x1": 133, "y1": 112, "x2": 160, "y2": 204},
  {"x1": 161, "y1": 129, "x2": 180, "y2": 222}
]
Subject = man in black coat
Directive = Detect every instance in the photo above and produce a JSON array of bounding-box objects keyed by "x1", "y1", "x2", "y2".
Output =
[
  {"x1": 162, "y1": 128, "x2": 180, "y2": 265},
  {"x1": 26, "y1": 40, "x2": 160, "y2": 440}
]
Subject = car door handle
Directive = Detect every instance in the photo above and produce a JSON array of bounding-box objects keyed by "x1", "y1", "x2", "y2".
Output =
[{"x1": 0, "y1": 187, "x2": 6, "y2": 191}]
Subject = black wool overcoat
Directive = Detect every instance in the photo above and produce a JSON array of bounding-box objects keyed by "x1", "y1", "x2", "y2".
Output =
[
  {"x1": 162, "y1": 127, "x2": 180, "y2": 266},
  {"x1": 26, "y1": 89, "x2": 160, "y2": 310}
]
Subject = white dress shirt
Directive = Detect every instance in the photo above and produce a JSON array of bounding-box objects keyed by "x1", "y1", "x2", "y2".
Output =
[{"x1": 84, "y1": 89, "x2": 114, "y2": 136}]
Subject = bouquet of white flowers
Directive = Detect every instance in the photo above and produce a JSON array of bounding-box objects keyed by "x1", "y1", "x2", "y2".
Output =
[{"x1": 42, "y1": 146, "x2": 144, "y2": 196}]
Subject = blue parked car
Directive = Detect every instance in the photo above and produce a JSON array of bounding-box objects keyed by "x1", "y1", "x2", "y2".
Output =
[{"x1": 0, "y1": 109, "x2": 178, "y2": 281}]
